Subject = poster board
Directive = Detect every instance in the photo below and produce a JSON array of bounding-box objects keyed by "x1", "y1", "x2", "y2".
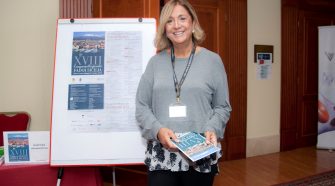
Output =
[
  {"x1": 50, "y1": 18, "x2": 156, "y2": 166},
  {"x1": 317, "y1": 26, "x2": 335, "y2": 150}
]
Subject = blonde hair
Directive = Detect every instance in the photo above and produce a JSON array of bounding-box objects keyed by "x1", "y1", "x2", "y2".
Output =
[{"x1": 154, "y1": 0, "x2": 205, "y2": 51}]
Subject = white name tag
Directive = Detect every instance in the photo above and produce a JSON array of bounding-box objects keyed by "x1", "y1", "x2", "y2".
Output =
[{"x1": 169, "y1": 105, "x2": 187, "y2": 117}]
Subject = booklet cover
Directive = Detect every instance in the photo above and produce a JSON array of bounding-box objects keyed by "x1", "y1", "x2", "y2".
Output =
[
  {"x1": 3, "y1": 131, "x2": 50, "y2": 165},
  {"x1": 171, "y1": 132, "x2": 220, "y2": 162}
]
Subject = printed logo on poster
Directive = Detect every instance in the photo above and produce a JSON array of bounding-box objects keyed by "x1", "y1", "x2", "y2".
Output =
[{"x1": 325, "y1": 52, "x2": 334, "y2": 62}]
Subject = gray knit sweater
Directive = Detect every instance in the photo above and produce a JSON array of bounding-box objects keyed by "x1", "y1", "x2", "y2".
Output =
[{"x1": 136, "y1": 47, "x2": 231, "y2": 141}]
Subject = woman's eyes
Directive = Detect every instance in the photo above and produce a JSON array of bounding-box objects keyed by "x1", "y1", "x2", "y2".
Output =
[
  {"x1": 167, "y1": 17, "x2": 188, "y2": 24},
  {"x1": 180, "y1": 17, "x2": 187, "y2": 21}
]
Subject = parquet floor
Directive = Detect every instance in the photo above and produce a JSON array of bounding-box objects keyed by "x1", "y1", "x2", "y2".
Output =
[
  {"x1": 214, "y1": 146, "x2": 335, "y2": 186},
  {"x1": 103, "y1": 146, "x2": 335, "y2": 186}
]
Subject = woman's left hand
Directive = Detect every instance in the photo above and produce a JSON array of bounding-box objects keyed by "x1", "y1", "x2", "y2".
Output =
[{"x1": 204, "y1": 131, "x2": 217, "y2": 146}]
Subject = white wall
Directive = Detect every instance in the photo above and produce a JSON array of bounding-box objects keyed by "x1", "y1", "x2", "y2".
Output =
[
  {"x1": 247, "y1": 0, "x2": 281, "y2": 157},
  {"x1": 0, "y1": 0, "x2": 59, "y2": 130},
  {"x1": 0, "y1": 0, "x2": 282, "y2": 157}
]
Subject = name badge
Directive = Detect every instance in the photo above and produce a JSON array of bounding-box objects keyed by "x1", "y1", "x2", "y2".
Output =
[{"x1": 169, "y1": 103, "x2": 187, "y2": 118}]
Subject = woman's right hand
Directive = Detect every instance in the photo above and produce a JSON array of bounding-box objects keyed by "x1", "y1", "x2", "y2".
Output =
[{"x1": 157, "y1": 127, "x2": 179, "y2": 151}]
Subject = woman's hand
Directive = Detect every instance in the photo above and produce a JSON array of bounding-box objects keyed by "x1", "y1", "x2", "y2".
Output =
[
  {"x1": 157, "y1": 128, "x2": 179, "y2": 151},
  {"x1": 204, "y1": 131, "x2": 218, "y2": 146}
]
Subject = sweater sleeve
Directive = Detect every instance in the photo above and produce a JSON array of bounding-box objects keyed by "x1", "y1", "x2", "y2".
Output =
[
  {"x1": 135, "y1": 59, "x2": 163, "y2": 140},
  {"x1": 203, "y1": 55, "x2": 232, "y2": 139}
]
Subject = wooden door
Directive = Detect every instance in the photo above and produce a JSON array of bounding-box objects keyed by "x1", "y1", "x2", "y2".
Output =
[
  {"x1": 296, "y1": 12, "x2": 334, "y2": 147},
  {"x1": 92, "y1": 0, "x2": 160, "y2": 19},
  {"x1": 59, "y1": 0, "x2": 92, "y2": 18},
  {"x1": 188, "y1": 0, "x2": 227, "y2": 158},
  {"x1": 281, "y1": 0, "x2": 335, "y2": 151},
  {"x1": 187, "y1": 0, "x2": 247, "y2": 161}
]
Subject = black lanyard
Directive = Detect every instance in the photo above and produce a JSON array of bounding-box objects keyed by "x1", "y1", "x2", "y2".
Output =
[{"x1": 170, "y1": 44, "x2": 196, "y2": 102}]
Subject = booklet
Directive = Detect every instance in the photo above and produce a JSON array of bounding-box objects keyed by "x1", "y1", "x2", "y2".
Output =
[
  {"x1": 171, "y1": 132, "x2": 220, "y2": 162},
  {"x1": 3, "y1": 131, "x2": 50, "y2": 165}
]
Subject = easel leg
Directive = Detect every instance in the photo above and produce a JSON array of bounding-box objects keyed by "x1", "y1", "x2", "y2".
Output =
[
  {"x1": 57, "y1": 167, "x2": 64, "y2": 186},
  {"x1": 113, "y1": 166, "x2": 116, "y2": 186}
]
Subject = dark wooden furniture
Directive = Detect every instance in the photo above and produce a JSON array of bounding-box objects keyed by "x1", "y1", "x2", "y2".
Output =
[{"x1": 281, "y1": 0, "x2": 335, "y2": 151}]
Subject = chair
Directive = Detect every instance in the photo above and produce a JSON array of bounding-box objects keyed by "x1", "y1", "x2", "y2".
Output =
[{"x1": 0, "y1": 112, "x2": 30, "y2": 146}]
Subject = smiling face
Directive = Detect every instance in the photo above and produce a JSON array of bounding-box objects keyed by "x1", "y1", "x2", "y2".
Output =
[{"x1": 165, "y1": 4, "x2": 194, "y2": 48}]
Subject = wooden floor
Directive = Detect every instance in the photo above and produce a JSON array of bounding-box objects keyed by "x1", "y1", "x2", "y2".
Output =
[
  {"x1": 103, "y1": 146, "x2": 335, "y2": 186},
  {"x1": 214, "y1": 146, "x2": 335, "y2": 186}
]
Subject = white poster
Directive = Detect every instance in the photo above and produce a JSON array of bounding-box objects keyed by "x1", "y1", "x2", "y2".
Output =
[
  {"x1": 317, "y1": 26, "x2": 335, "y2": 150},
  {"x1": 51, "y1": 18, "x2": 156, "y2": 166}
]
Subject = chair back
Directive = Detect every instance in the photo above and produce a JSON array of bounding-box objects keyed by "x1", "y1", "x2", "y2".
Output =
[{"x1": 0, "y1": 112, "x2": 30, "y2": 146}]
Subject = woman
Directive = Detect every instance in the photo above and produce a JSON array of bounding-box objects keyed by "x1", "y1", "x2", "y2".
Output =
[{"x1": 136, "y1": 0, "x2": 232, "y2": 185}]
